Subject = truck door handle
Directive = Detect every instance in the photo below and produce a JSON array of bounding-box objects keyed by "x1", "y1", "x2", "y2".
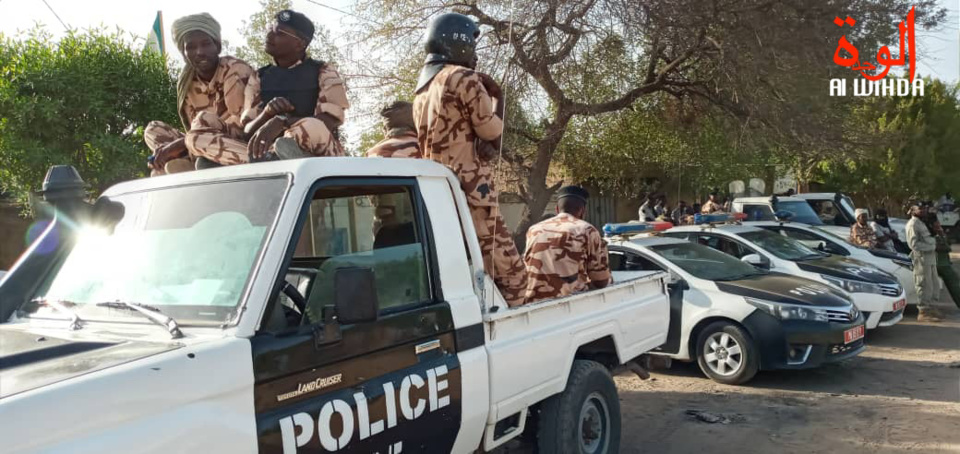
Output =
[{"x1": 415, "y1": 339, "x2": 440, "y2": 355}]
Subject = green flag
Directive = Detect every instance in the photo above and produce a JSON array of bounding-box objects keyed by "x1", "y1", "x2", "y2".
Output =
[{"x1": 145, "y1": 11, "x2": 164, "y2": 56}]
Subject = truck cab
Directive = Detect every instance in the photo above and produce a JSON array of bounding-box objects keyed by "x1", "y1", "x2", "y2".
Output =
[{"x1": 0, "y1": 159, "x2": 670, "y2": 453}]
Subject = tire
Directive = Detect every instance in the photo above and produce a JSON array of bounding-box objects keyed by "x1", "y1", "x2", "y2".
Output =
[
  {"x1": 537, "y1": 360, "x2": 621, "y2": 454},
  {"x1": 695, "y1": 321, "x2": 760, "y2": 385}
]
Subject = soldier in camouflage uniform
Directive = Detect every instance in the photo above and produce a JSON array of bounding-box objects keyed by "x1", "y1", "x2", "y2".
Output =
[
  {"x1": 144, "y1": 13, "x2": 257, "y2": 175},
  {"x1": 366, "y1": 101, "x2": 421, "y2": 158},
  {"x1": 524, "y1": 186, "x2": 612, "y2": 303},
  {"x1": 413, "y1": 13, "x2": 527, "y2": 306},
  {"x1": 186, "y1": 10, "x2": 349, "y2": 165},
  {"x1": 849, "y1": 208, "x2": 878, "y2": 248}
]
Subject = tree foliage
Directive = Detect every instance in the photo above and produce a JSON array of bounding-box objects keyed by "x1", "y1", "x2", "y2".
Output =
[
  {"x1": 0, "y1": 28, "x2": 177, "y2": 208},
  {"x1": 813, "y1": 78, "x2": 960, "y2": 208},
  {"x1": 350, "y1": 0, "x2": 946, "y2": 240}
]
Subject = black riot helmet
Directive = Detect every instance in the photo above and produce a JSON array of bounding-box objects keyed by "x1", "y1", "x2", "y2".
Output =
[{"x1": 415, "y1": 13, "x2": 481, "y2": 93}]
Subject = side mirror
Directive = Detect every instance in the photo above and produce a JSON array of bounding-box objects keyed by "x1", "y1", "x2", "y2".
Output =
[
  {"x1": 741, "y1": 254, "x2": 769, "y2": 269},
  {"x1": 816, "y1": 241, "x2": 827, "y2": 252},
  {"x1": 334, "y1": 267, "x2": 378, "y2": 325}
]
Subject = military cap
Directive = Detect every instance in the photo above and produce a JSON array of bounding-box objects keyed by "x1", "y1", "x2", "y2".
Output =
[
  {"x1": 276, "y1": 10, "x2": 315, "y2": 43},
  {"x1": 557, "y1": 185, "x2": 590, "y2": 202}
]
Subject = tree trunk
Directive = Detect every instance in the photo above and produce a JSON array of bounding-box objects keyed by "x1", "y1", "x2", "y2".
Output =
[{"x1": 511, "y1": 111, "x2": 573, "y2": 249}]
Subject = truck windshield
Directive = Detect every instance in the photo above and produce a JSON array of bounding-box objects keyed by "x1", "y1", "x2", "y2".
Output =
[
  {"x1": 20, "y1": 177, "x2": 287, "y2": 326},
  {"x1": 650, "y1": 243, "x2": 765, "y2": 281},
  {"x1": 774, "y1": 201, "x2": 823, "y2": 225},
  {"x1": 740, "y1": 230, "x2": 823, "y2": 262}
]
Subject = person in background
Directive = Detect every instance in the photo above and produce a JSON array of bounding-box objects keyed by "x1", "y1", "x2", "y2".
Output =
[
  {"x1": 144, "y1": 13, "x2": 257, "y2": 175},
  {"x1": 701, "y1": 191, "x2": 723, "y2": 214},
  {"x1": 671, "y1": 201, "x2": 688, "y2": 225},
  {"x1": 691, "y1": 202, "x2": 702, "y2": 215},
  {"x1": 187, "y1": 10, "x2": 349, "y2": 165},
  {"x1": 365, "y1": 101, "x2": 420, "y2": 158},
  {"x1": 870, "y1": 208, "x2": 898, "y2": 252},
  {"x1": 524, "y1": 186, "x2": 611, "y2": 303},
  {"x1": 849, "y1": 208, "x2": 878, "y2": 249},
  {"x1": 638, "y1": 197, "x2": 656, "y2": 222},
  {"x1": 906, "y1": 204, "x2": 942, "y2": 322},
  {"x1": 653, "y1": 197, "x2": 666, "y2": 218},
  {"x1": 926, "y1": 214, "x2": 960, "y2": 310},
  {"x1": 937, "y1": 192, "x2": 955, "y2": 209}
]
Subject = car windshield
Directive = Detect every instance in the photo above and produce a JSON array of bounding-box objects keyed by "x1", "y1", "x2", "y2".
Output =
[
  {"x1": 649, "y1": 242, "x2": 766, "y2": 281},
  {"x1": 740, "y1": 229, "x2": 824, "y2": 261},
  {"x1": 776, "y1": 201, "x2": 824, "y2": 225},
  {"x1": 20, "y1": 177, "x2": 287, "y2": 326}
]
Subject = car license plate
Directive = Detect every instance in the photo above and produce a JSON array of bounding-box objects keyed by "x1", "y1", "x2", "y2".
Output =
[
  {"x1": 893, "y1": 299, "x2": 906, "y2": 311},
  {"x1": 844, "y1": 325, "x2": 865, "y2": 344}
]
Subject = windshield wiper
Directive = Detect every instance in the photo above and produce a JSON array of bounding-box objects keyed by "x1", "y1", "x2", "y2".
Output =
[
  {"x1": 96, "y1": 301, "x2": 183, "y2": 339},
  {"x1": 31, "y1": 298, "x2": 83, "y2": 331}
]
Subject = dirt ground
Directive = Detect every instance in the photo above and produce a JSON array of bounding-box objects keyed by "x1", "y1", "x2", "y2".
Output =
[{"x1": 503, "y1": 255, "x2": 960, "y2": 454}]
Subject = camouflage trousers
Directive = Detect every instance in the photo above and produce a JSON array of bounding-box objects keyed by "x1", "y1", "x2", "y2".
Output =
[
  {"x1": 185, "y1": 111, "x2": 343, "y2": 165},
  {"x1": 469, "y1": 204, "x2": 528, "y2": 307},
  {"x1": 143, "y1": 121, "x2": 193, "y2": 176}
]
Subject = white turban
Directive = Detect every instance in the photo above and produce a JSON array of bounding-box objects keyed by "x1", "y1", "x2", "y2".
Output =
[{"x1": 855, "y1": 208, "x2": 869, "y2": 218}]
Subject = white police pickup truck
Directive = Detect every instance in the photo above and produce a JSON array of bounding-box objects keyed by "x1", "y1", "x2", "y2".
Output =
[{"x1": 0, "y1": 160, "x2": 670, "y2": 454}]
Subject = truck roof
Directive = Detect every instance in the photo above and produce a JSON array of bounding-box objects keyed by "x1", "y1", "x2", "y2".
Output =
[
  {"x1": 666, "y1": 224, "x2": 766, "y2": 235},
  {"x1": 732, "y1": 196, "x2": 808, "y2": 204},
  {"x1": 103, "y1": 158, "x2": 460, "y2": 197},
  {"x1": 794, "y1": 193, "x2": 838, "y2": 199}
]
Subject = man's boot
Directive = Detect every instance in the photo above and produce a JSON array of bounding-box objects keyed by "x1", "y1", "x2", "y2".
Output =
[{"x1": 917, "y1": 306, "x2": 943, "y2": 322}]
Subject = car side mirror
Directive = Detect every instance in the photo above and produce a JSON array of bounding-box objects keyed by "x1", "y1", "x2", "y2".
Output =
[
  {"x1": 816, "y1": 241, "x2": 827, "y2": 252},
  {"x1": 741, "y1": 254, "x2": 769, "y2": 269},
  {"x1": 334, "y1": 267, "x2": 378, "y2": 325}
]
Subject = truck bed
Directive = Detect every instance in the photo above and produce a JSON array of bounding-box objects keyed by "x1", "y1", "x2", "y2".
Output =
[{"x1": 481, "y1": 271, "x2": 669, "y2": 423}]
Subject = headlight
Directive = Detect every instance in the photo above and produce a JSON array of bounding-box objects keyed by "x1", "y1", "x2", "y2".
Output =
[
  {"x1": 746, "y1": 298, "x2": 830, "y2": 322},
  {"x1": 821, "y1": 275, "x2": 882, "y2": 294}
]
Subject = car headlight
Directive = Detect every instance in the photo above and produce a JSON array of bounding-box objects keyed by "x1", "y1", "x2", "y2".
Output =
[
  {"x1": 746, "y1": 298, "x2": 830, "y2": 322},
  {"x1": 821, "y1": 275, "x2": 882, "y2": 294}
]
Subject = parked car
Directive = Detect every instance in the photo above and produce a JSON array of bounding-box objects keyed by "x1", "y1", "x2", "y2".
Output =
[
  {"x1": 605, "y1": 226, "x2": 865, "y2": 385},
  {"x1": 0, "y1": 161, "x2": 671, "y2": 453},
  {"x1": 744, "y1": 220, "x2": 921, "y2": 307},
  {"x1": 662, "y1": 222, "x2": 905, "y2": 330},
  {"x1": 793, "y1": 192, "x2": 910, "y2": 246}
]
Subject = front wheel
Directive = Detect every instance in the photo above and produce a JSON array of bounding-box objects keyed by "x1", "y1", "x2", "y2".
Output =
[
  {"x1": 537, "y1": 360, "x2": 621, "y2": 454},
  {"x1": 695, "y1": 321, "x2": 760, "y2": 385}
]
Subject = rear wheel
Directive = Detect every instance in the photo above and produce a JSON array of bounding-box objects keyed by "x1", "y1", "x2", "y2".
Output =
[
  {"x1": 695, "y1": 321, "x2": 759, "y2": 385},
  {"x1": 537, "y1": 360, "x2": 621, "y2": 454}
]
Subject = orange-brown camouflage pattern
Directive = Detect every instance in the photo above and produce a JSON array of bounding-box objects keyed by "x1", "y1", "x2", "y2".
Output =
[
  {"x1": 524, "y1": 213, "x2": 612, "y2": 303},
  {"x1": 849, "y1": 223, "x2": 878, "y2": 248},
  {"x1": 186, "y1": 113, "x2": 343, "y2": 165},
  {"x1": 414, "y1": 64, "x2": 526, "y2": 306},
  {"x1": 182, "y1": 56, "x2": 258, "y2": 134},
  {"x1": 700, "y1": 200, "x2": 723, "y2": 214},
  {"x1": 143, "y1": 120, "x2": 189, "y2": 176},
  {"x1": 365, "y1": 130, "x2": 421, "y2": 158}
]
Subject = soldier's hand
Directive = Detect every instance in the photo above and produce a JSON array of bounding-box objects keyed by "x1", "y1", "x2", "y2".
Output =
[
  {"x1": 477, "y1": 140, "x2": 498, "y2": 162},
  {"x1": 247, "y1": 117, "x2": 286, "y2": 159},
  {"x1": 478, "y1": 73, "x2": 503, "y2": 99},
  {"x1": 264, "y1": 97, "x2": 295, "y2": 117}
]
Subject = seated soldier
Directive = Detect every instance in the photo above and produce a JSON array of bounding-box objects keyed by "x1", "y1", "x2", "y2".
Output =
[
  {"x1": 524, "y1": 186, "x2": 612, "y2": 303},
  {"x1": 143, "y1": 13, "x2": 256, "y2": 175},
  {"x1": 186, "y1": 9, "x2": 349, "y2": 165}
]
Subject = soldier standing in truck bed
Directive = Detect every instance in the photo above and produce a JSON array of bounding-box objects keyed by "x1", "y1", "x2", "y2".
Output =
[{"x1": 412, "y1": 13, "x2": 528, "y2": 306}]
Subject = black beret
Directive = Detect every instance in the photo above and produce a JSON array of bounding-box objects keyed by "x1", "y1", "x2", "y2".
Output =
[
  {"x1": 276, "y1": 10, "x2": 315, "y2": 43},
  {"x1": 557, "y1": 185, "x2": 589, "y2": 202}
]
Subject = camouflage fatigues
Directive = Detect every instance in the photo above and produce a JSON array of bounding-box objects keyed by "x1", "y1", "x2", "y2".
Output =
[
  {"x1": 413, "y1": 64, "x2": 527, "y2": 306},
  {"x1": 186, "y1": 62, "x2": 349, "y2": 164},
  {"x1": 144, "y1": 56, "x2": 256, "y2": 174},
  {"x1": 524, "y1": 213, "x2": 612, "y2": 303},
  {"x1": 365, "y1": 129, "x2": 421, "y2": 158},
  {"x1": 849, "y1": 223, "x2": 877, "y2": 249},
  {"x1": 701, "y1": 200, "x2": 723, "y2": 214}
]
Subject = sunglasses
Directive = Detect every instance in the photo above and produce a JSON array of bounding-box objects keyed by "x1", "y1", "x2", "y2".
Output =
[{"x1": 269, "y1": 24, "x2": 303, "y2": 41}]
